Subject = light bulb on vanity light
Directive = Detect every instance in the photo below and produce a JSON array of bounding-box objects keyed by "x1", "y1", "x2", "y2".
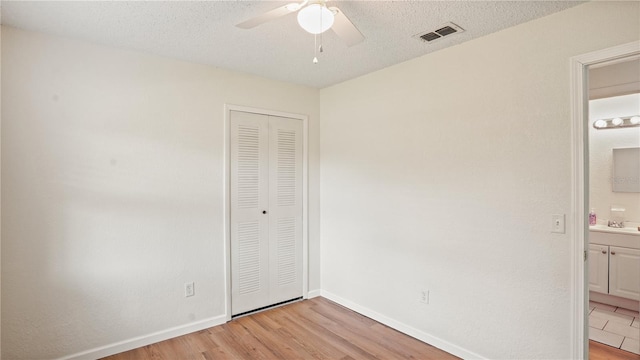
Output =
[
  {"x1": 594, "y1": 119, "x2": 607, "y2": 129},
  {"x1": 612, "y1": 117, "x2": 623, "y2": 126},
  {"x1": 630, "y1": 116, "x2": 640, "y2": 125}
]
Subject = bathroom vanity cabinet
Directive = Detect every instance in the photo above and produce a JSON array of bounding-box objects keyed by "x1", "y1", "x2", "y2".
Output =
[
  {"x1": 589, "y1": 244, "x2": 640, "y2": 300},
  {"x1": 589, "y1": 228, "x2": 640, "y2": 301}
]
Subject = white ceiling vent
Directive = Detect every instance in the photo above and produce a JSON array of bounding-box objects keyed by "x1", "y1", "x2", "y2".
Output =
[{"x1": 415, "y1": 22, "x2": 465, "y2": 43}]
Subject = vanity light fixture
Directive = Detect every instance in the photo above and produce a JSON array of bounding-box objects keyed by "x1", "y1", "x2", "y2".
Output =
[{"x1": 593, "y1": 115, "x2": 640, "y2": 130}]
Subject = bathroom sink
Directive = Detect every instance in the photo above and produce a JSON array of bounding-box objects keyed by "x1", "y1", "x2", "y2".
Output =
[{"x1": 589, "y1": 224, "x2": 640, "y2": 236}]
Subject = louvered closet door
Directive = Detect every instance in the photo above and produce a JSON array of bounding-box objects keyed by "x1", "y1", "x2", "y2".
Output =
[
  {"x1": 267, "y1": 116, "x2": 303, "y2": 305},
  {"x1": 230, "y1": 111, "x2": 303, "y2": 316},
  {"x1": 230, "y1": 111, "x2": 270, "y2": 315}
]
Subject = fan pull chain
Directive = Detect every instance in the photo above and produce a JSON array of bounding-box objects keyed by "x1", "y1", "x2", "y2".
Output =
[
  {"x1": 313, "y1": 33, "x2": 318, "y2": 64},
  {"x1": 313, "y1": 6, "x2": 325, "y2": 64}
]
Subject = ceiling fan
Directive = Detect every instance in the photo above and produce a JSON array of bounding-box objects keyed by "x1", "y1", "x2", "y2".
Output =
[{"x1": 236, "y1": 0, "x2": 365, "y2": 47}]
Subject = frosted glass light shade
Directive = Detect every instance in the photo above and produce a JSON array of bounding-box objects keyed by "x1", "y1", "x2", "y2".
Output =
[
  {"x1": 612, "y1": 117, "x2": 623, "y2": 126},
  {"x1": 297, "y1": 4, "x2": 334, "y2": 34},
  {"x1": 630, "y1": 116, "x2": 640, "y2": 125},
  {"x1": 594, "y1": 119, "x2": 607, "y2": 128}
]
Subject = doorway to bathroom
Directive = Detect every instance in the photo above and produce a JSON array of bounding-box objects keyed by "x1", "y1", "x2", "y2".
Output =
[
  {"x1": 586, "y1": 57, "x2": 640, "y2": 356},
  {"x1": 570, "y1": 41, "x2": 640, "y2": 359}
]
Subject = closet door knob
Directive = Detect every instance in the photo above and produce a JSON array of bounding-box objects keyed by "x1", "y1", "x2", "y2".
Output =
[
  {"x1": 602, "y1": 250, "x2": 607, "y2": 254},
  {"x1": 611, "y1": 251, "x2": 616, "y2": 255},
  {"x1": 262, "y1": 210, "x2": 267, "y2": 214}
]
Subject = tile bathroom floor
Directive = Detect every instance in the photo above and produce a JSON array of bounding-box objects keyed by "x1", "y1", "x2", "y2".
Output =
[{"x1": 589, "y1": 301, "x2": 640, "y2": 355}]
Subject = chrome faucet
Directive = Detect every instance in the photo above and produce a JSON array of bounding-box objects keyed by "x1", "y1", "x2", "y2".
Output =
[{"x1": 607, "y1": 220, "x2": 625, "y2": 228}]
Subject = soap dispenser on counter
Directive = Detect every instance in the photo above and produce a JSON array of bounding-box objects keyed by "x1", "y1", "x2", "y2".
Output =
[{"x1": 589, "y1": 208, "x2": 597, "y2": 226}]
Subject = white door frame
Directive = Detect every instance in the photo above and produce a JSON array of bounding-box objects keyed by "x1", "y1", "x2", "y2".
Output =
[
  {"x1": 569, "y1": 40, "x2": 640, "y2": 359},
  {"x1": 223, "y1": 104, "x2": 309, "y2": 321}
]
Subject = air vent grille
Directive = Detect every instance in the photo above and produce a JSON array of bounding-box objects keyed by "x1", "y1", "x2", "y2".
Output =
[
  {"x1": 420, "y1": 32, "x2": 441, "y2": 42},
  {"x1": 415, "y1": 22, "x2": 464, "y2": 43},
  {"x1": 436, "y1": 26, "x2": 457, "y2": 36}
]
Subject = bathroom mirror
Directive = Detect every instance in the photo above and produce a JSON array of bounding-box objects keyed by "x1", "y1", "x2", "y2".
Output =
[{"x1": 612, "y1": 147, "x2": 640, "y2": 192}]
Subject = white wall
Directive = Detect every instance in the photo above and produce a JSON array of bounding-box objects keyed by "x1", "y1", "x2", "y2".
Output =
[
  {"x1": 319, "y1": 1, "x2": 639, "y2": 359},
  {"x1": 0, "y1": 26, "x2": 320, "y2": 359},
  {"x1": 589, "y1": 94, "x2": 640, "y2": 224}
]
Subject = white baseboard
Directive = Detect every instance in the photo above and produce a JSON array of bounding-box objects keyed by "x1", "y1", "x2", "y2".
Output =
[
  {"x1": 320, "y1": 290, "x2": 485, "y2": 360},
  {"x1": 57, "y1": 291, "x2": 482, "y2": 359},
  {"x1": 57, "y1": 315, "x2": 227, "y2": 360}
]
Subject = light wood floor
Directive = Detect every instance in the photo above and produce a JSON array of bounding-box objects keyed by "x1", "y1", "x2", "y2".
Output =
[
  {"x1": 102, "y1": 297, "x2": 639, "y2": 360},
  {"x1": 102, "y1": 297, "x2": 459, "y2": 359},
  {"x1": 590, "y1": 340, "x2": 640, "y2": 360}
]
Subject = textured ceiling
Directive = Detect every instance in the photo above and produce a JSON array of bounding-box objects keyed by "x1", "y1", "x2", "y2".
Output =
[{"x1": 0, "y1": 1, "x2": 583, "y2": 88}]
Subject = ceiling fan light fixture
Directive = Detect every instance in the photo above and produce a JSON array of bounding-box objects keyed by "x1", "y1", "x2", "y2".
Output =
[{"x1": 297, "y1": 3, "x2": 334, "y2": 34}]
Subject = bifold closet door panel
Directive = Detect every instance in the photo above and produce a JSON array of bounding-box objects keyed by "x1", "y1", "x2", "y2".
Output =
[
  {"x1": 267, "y1": 116, "x2": 303, "y2": 304},
  {"x1": 230, "y1": 111, "x2": 270, "y2": 315}
]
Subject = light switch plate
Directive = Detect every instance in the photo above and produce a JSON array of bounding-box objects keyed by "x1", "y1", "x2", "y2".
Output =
[{"x1": 551, "y1": 214, "x2": 565, "y2": 234}]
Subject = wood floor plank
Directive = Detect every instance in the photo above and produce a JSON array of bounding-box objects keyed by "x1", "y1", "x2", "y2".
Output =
[
  {"x1": 183, "y1": 330, "x2": 219, "y2": 354},
  {"x1": 273, "y1": 325, "x2": 327, "y2": 359},
  {"x1": 306, "y1": 299, "x2": 446, "y2": 359},
  {"x1": 251, "y1": 314, "x2": 321, "y2": 358},
  {"x1": 236, "y1": 316, "x2": 303, "y2": 359},
  {"x1": 251, "y1": 310, "x2": 283, "y2": 331},
  {"x1": 240, "y1": 304, "x2": 337, "y2": 359},
  {"x1": 140, "y1": 345, "x2": 165, "y2": 360},
  {"x1": 204, "y1": 326, "x2": 253, "y2": 359},
  {"x1": 105, "y1": 346, "x2": 149, "y2": 360},
  {"x1": 311, "y1": 298, "x2": 378, "y2": 327},
  {"x1": 199, "y1": 329, "x2": 246, "y2": 360},
  {"x1": 369, "y1": 322, "x2": 455, "y2": 359},
  {"x1": 310, "y1": 298, "x2": 443, "y2": 358},
  {"x1": 102, "y1": 297, "x2": 460, "y2": 360},
  {"x1": 272, "y1": 311, "x2": 359, "y2": 359},
  {"x1": 590, "y1": 340, "x2": 640, "y2": 360},
  {"x1": 217, "y1": 324, "x2": 273, "y2": 359},
  {"x1": 152, "y1": 337, "x2": 193, "y2": 360},
  {"x1": 288, "y1": 303, "x2": 395, "y2": 359}
]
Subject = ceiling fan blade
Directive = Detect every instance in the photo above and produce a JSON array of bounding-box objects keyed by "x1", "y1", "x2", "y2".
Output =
[
  {"x1": 329, "y1": 7, "x2": 364, "y2": 47},
  {"x1": 236, "y1": 3, "x2": 300, "y2": 29}
]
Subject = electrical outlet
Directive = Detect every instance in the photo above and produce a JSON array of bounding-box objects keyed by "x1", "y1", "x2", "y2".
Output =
[
  {"x1": 185, "y1": 282, "x2": 195, "y2": 297},
  {"x1": 420, "y1": 290, "x2": 429, "y2": 304}
]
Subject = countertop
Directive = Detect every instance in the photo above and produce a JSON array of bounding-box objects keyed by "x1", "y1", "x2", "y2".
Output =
[{"x1": 589, "y1": 223, "x2": 640, "y2": 236}]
